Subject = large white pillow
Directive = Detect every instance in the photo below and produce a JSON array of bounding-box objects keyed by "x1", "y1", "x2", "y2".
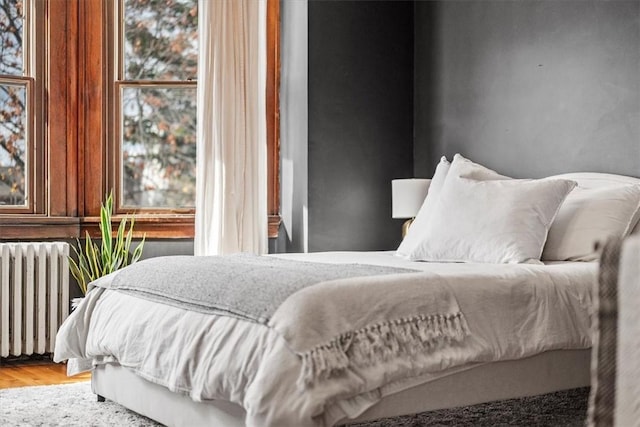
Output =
[
  {"x1": 447, "y1": 153, "x2": 511, "y2": 181},
  {"x1": 396, "y1": 154, "x2": 507, "y2": 257},
  {"x1": 542, "y1": 175, "x2": 640, "y2": 261},
  {"x1": 408, "y1": 176, "x2": 576, "y2": 264},
  {"x1": 396, "y1": 156, "x2": 450, "y2": 257}
]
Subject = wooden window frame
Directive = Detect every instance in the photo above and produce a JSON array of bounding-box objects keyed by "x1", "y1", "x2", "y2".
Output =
[
  {"x1": 0, "y1": 0, "x2": 281, "y2": 240},
  {"x1": 112, "y1": 81, "x2": 197, "y2": 213},
  {"x1": 0, "y1": 0, "x2": 44, "y2": 216},
  {"x1": 82, "y1": 0, "x2": 281, "y2": 238},
  {"x1": 109, "y1": 0, "x2": 197, "y2": 215},
  {"x1": 0, "y1": 76, "x2": 35, "y2": 214},
  {"x1": 0, "y1": 0, "x2": 81, "y2": 238}
]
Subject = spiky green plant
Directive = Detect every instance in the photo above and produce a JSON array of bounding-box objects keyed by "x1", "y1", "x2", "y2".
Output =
[{"x1": 69, "y1": 191, "x2": 146, "y2": 294}]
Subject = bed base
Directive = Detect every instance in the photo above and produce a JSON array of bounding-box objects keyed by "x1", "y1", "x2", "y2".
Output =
[{"x1": 92, "y1": 348, "x2": 591, "y2": 426}]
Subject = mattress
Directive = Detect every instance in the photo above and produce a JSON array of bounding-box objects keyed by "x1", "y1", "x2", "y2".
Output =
[{"x1": 54, "y1": 251, "x2": 596, "y2": 426}]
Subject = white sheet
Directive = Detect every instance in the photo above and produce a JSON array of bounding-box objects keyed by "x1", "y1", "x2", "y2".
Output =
[{"x1": 54, "y1": 252, "x2": 595, "y2": 427}]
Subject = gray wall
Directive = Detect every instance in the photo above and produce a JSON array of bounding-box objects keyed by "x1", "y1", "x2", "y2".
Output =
[
  {"x1": 139, "y1": 240, "x2": 194, "y2": 260},
  {"x1": 279, "y1": 0, "x2": 309, "y2": 253},
  {"x1": 414, "y1": 0, "x2": 640, "y2": 178},
  {"x1": 308, "y1": 0, "x2": 415, "y2": 251}
]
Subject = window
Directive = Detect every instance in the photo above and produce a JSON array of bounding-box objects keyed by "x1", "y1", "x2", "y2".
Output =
[
  {"x1": 115, "y1": 0, "x2": 197, "y2": 210},
  {"x1": 0, "y1": 0, "x2": 38, "y2": 212},
  {"x1": 0, "y1": 0, "x2": 280, "y2": 240}
]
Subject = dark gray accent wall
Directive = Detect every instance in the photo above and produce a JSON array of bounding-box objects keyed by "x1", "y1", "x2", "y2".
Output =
[
  {"x1": 414, "y1": 1, "x2": 640, "y2": 178},
  {"x1": 308, "y1": 0, "x2": 414, "y2": 251}
]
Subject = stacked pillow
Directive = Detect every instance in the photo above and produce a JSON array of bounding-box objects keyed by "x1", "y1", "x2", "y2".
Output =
[
  {"x1": 396, "y1": 156, "x2": 451, "y2": 258},
  {"x1": 397, "y1": 155, "x2": 640, "y2": 264},
  {"x1": 542, "y1": 173, "x2": 640, "y2": 261}
]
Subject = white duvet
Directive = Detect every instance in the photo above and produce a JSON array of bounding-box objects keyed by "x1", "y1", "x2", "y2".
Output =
[{"x1": 54, "y1": 252, "x2": 595, "y2": 426}]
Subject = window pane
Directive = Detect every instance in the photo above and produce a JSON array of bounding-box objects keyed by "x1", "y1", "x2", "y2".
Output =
[
  {"x1": 0, "y1": 81, "x2": 27, "y2": 206},
  {"x1": 121, "y1": 85, "x2": 196, "y2": 208},
  {"x1": 123, "y1": 0, "x2": 197, "y2": 81},
  {"x1": 0, "y1": 0, "x2": 24, "y2": 76}
]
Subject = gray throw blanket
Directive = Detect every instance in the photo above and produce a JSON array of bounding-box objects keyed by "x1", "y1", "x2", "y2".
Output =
[
  {"x1": 95, "y1": 253, "x2": 417, "y2": 324},
  {"x1": 93, "y1": 254, "x2": 470, "y2": 387}
]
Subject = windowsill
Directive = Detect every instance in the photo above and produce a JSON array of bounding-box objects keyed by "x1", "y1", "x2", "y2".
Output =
[
  {"x1": 0, "y1": 216, "x2": 81, "y2": 240},
  {"x1": 80, "y1": 214, "x2": 194, "y2": 238},
  {"x1": 0, "y1": 214, "x2": 281, "y2": 240}
]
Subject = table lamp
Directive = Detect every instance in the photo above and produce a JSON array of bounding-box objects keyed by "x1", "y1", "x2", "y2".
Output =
[{"x1": 392, "y1": 178, "x2": 431, "y2": 237}]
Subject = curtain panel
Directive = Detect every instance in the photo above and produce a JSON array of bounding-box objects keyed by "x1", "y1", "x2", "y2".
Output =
[{"x1": 195, "y1": 0, "x2": 268, "y2": 255}]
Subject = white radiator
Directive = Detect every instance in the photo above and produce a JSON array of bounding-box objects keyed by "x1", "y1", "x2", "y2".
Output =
[{"x1": 0, "y1": 242, "x2": 70, "y2": 358}]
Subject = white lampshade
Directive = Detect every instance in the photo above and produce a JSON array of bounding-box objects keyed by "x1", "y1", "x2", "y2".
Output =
[{"x1": 392, "y1": 179, "x2": 431, "y2": 219}]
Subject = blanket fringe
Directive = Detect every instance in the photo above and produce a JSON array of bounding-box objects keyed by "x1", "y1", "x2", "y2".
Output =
[{"x1": 298, "y1": 312, "x2": 470, "y2": 388}]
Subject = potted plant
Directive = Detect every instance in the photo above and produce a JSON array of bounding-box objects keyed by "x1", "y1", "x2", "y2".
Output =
[{"x1": 69, "y1": 191, "x2": 146, "y2": 306}]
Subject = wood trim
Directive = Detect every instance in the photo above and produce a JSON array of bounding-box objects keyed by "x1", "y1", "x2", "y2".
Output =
[
  {"x1": 80, "y1": 215, "x2": 195, "y2": 239},
  {"x1": 31, "y1": 1, "x2": 44, "y2": 215},
  {"x1": 48, "y1": 0, "x2": 78, "y2": 216},
  {"x1": 268, "y1": 214, "x2": 281, "y2": 239},
  {"x1": 47, "y1": 0, "x2": 66, "y2": 215},
  {"x1": 78, "y1": 0, "x2": 107, "y2": 218},
  {"x1": 66, "y1": 0, "x2": 79, "y2": 217},
  {"x1": 0, "y1": 214, "x2": 194, "y2": 240},
  {"x1": 266, "y1": 0, "x2": 281, "y2": 234},
  {"x1": 0, "y1": 216, "x2": 80, "y2": 239}
]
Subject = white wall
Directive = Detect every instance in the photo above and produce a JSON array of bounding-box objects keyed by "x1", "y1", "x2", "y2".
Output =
[{"x1": 279, "y1": 0, "x2": 309, "y2": 253}]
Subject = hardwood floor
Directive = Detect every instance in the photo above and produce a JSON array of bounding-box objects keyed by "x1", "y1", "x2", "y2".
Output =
[{"x1": 0, "y1": 358, "x2": 91, "y2": 389}]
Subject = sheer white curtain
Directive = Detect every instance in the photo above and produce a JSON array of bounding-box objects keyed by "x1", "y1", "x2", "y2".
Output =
[{"x1": 195, "y1": 0, "x2": 268, "y2": 255}]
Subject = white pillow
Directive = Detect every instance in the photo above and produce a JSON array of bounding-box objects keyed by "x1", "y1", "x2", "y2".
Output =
[
  {"x1": 396, "y1": 156, "x2": 450, "y2": 257},
  {"x1": 396, "y1": 154, "x2": 507, "y2": 257},
  {"x1": 408, "y1": 176, "x2": 576, "y2": 264},
  {"x1": 542, "y1": 184, "x2": 640, "y2": 261},
  {"x1": 447, "y1": 153, "x2": 510, "y2": 181},
  {"x1": 548, "y1": 172, "x2": 640, "y2": 189}
]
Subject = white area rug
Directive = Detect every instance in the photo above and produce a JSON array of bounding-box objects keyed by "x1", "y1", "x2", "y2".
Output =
[
  {"x1": 0, "y1": 381, "x2": 588, "y2": 426},
  {"x1": 0, "y1": 382, "x2": 161, "y2": 427}
]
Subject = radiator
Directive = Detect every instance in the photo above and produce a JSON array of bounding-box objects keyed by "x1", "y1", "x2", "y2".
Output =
[{"x1": 0, "y1": 242, "x2": 70, "y2": 358}]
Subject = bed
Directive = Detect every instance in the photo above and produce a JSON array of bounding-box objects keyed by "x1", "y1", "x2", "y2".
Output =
[{"x1": 54, "y1": 156, "x2": 640, "y2": 427}]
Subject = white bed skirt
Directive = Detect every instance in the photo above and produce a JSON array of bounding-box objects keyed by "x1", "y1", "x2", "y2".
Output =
[{"x1": 92, "y1": 348, "x2": 590, "y2": 427}]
